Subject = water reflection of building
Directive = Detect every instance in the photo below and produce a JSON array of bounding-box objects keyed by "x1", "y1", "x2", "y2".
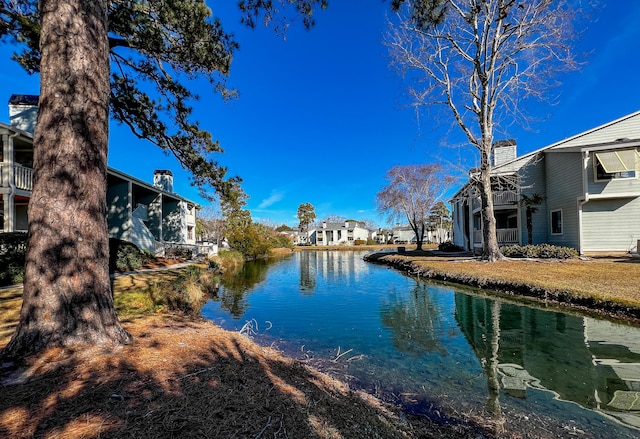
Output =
[
  {"x1": 454, "y1": 294, "x2": 640, "y2": 429},
  {"x1": 301, "y1": 251, "x2": 369, "y2": 287}
]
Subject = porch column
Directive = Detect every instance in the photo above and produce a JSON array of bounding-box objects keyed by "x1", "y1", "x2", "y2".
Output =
[
  {"x1": 3, "y1": 194, "x2": 14, "y2": 232},
  {"x1": 516, "y1": 186, "x2": 522, "y2": 245},
  {"x1": 2, "y1": 132, "x2": 16, "y2": 232},
  {"x1": 466, "y1": 186, "x2": 474, "y2": 251}
]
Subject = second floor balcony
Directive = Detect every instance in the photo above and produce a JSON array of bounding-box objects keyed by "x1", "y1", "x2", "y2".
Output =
[
  {"x1": 0, "y1": 163, "x2": 33, "y2": 192},
  {"x1": 471, "y1": 190, "x2": 519, "y2": 211}
]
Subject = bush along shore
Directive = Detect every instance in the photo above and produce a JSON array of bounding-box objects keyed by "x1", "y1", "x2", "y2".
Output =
[{"x1": 363, "y1": 250, "x2": 640, "y2": 323}]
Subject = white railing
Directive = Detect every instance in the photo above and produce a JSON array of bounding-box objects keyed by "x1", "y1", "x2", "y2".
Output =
[
  {"x1": 471, "y1": 191, "x2": 519, "y2": 210},
  {"x1": 14, "y1": 164, "x2": 33, "y2": 191},
  {"x1": 493, "y1": 191, "x2": 518, "y2": 206},
  {"x1": 496, "y1": 228, "x2": 518, "y2": 244},
  {"x1": 473, "y1": 228, "x2": 519, "y2": 246},
  {"x1": 0, "y1": 163, "x2": 33, "y2": 191}
]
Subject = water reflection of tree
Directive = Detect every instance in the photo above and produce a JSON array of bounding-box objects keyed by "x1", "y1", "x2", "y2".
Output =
[
  {"x1": 485, "y1": 301, "x2": 503, "y2": 425},
  {"x1": 213, "y1": 259, "x2": 272, "y2": 317},
  {"x1": 380, "y1": 284, "x2": 447, "y2": 356},
  {"x1": 298, "y1": 251, "x2": 316, "y2": 294},
  {"x1": 452, "y1": 295, "x2": 504, "y2": 425}
]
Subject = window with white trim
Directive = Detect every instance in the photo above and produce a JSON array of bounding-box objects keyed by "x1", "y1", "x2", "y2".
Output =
[
  {"x1": 551, "y1": 209, "x2": 563, "y2": 235},
  {"x1": 594, "y1": 149, "x2": 640, "y2": 181}
]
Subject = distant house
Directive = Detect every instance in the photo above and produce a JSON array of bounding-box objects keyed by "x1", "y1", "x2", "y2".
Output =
[
  {"x1": 279, "y1": 229, "x2": 307, "y2": 246},
  {"x1": 309, "y1": 220, "x2": 369, "y2": 246},
  {"x1": 1, "y1": 94, "x2": 202, "y2": 255},
  {"x1": 372, "y1": 228, "x2": 392, "y2": 244},
  {"x1": 391, "y1": 225, "x2": 416, "y2": 244},
  {"x1": 450, "y1": 110, "x2": 640, "y2": 255},
  {"x1": 390, "y1": 224, "x2": 450, "y2": 245}
]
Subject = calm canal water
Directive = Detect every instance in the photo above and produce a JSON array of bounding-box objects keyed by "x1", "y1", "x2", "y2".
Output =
[{"x1": 201, "y1": 251, "x2": 640, "y2": 438}]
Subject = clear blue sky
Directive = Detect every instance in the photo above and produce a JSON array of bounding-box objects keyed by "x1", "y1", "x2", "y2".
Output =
[{"x1": 1, "y1": 1, "x2": 639, "y2": 228}]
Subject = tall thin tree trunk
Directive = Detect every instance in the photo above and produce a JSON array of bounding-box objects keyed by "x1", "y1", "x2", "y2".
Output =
[
  {"x1": 2, "y1": 0, "x2": 130, "y2": 359},
  {"x1": 479, "y1": 153, "x2": 503, "y2": 261},
  {"x1": 526, "y1": 208, "x2": 533, "y2": 245}
]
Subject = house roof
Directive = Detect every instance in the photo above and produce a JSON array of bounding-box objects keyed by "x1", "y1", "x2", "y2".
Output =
[
  {"x1": 320, "y1": 221, "x2": 366, "y2": 230},
  {"x1": 492, "y1": 109, "x2": 640, "y2": 174},
  {"x1": 9, "y1": 94, "x2": 39, "y2": 106},
  {"x1": 107, "y1": 167, "x2": 199, "y2": 207},
  {"x1": 450, "y1": 109, "x2": 640, "y2": 201},
  {"x1": 0, "y1": 121, "x2": 34, "y2": 139},
  {"x1": 0, "y1": 121, "x2": 199, "y2": 207}
]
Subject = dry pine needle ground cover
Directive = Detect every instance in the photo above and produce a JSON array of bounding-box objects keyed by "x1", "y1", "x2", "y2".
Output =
[{"x1": 0, "y1": 315, "x2": 499, "y2": 439}]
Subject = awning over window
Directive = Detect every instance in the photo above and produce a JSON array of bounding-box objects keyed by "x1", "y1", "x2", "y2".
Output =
[{"x1": 595, "y1": 149, "x2": 640, "y2": 173}]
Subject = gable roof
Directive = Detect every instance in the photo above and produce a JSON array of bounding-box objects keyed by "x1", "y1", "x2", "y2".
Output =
[
  {"x1": 1, "y1": 121, "x2": 198, "y2": 207},
  {"x1": 492, "y1": 109, "x2": 640, "y2": 174},
  {"x1": 450, "y1": 109, "x2": 640, "y2": 201}
]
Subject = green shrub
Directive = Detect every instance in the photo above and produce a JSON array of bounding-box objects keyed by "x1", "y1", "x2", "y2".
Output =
[
  {"x1": 227, "y1": 223, "x2": 272, "y2": 260},
  {"x1": 500, "y1": 244, "x2": 579, "y2": 259},
  {"x1": 269, "y1": 233, "x2": 294, "y2": 249},
  {"x1": 438, "y1": 241, "x2": 464, "y2": 252},
  {"x1": 109, "y1": 239, "x2": 143, "y2": 272},
  {"x1": 0, "y1": 232, "x2": 27, "y2": 286}
]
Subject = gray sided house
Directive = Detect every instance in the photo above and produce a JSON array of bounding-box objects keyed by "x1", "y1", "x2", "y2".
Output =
[
  {"x1": 451, "y1": 111, "x2": 640, "y2": 255},
  {"x1": 1, "y1": 95, "x2": 200, "y2": 255}
]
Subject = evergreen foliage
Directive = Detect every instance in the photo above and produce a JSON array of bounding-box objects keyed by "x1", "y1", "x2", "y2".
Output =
[
  {"x1": 0, "y1": 232, "x2": 27, "y2": 286},
  {"x1": 109, "y1": 239, "x2": 144, "y2": 272},
  {"x1": 297, "y1": 202, "x2": 316, "y2": 233}
]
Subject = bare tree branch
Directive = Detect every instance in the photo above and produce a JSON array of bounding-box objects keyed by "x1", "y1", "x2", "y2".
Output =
[{"x1": 385, "y1": 0, "x2": 589, "y2": 260}]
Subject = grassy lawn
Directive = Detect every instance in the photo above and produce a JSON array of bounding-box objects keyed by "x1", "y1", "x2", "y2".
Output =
[{"x1": 370, "y1": 251, "x2": 640, "y2": 315}]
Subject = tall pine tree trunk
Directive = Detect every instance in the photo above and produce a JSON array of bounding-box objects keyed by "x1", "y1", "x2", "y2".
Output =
[{"x1": 2, "y1": 0, "x2": 130, "y2": 359}]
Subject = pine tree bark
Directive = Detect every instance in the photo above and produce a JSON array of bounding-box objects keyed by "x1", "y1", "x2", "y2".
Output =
[{"x1": 2, "y1": 0, "x2": 130, "y2": 359}]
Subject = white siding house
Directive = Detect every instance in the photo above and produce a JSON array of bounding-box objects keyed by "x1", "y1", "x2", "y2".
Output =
[
  {"x1": 310, "y1": 221, "x2": 369, "y2": 246},
  {"x1": 451, "y1": 110, "x2": 640, "y2": 255}
]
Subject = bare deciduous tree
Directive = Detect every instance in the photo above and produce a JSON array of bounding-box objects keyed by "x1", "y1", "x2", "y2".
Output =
[
  {"x1": 386, "y1": 0, "x2": 587, "y2": 261},
  {"x1": 377, "y1": 164, "x2": 455, "y2": 251}
]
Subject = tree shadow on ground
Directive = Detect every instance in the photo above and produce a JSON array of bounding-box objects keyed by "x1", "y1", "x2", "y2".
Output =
[{"x1": 0, "y1": 316, "x2": 503, "y2": 439}]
